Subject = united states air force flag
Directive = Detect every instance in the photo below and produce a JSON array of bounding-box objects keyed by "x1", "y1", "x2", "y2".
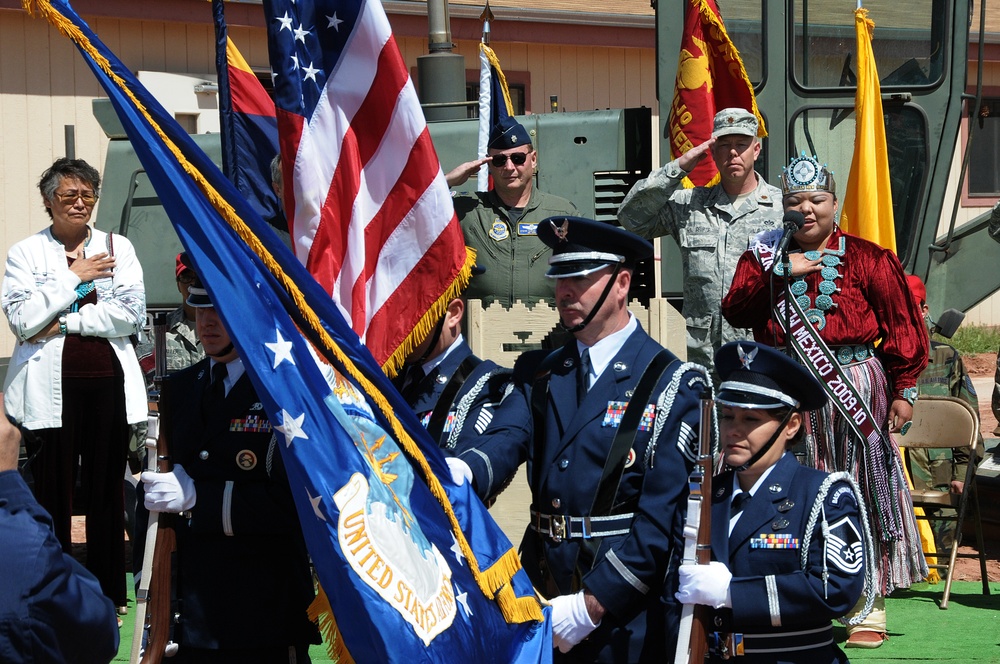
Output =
[{"x1": 21, "y1": 0, "x2": 550, "y2": 661}]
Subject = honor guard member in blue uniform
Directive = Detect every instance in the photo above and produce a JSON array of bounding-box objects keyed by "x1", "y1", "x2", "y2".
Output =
[
  {"x1": 456, "y1": 216, "x2": 710, "y2": 662},
  {"x1": 392, "y1": 267, "x2": 514, "y2": 455},
  {"x1": 676, "y1": 341, "x2": 871, "y2": 663},
  {"x1": 137, "y1": 277, "x2": 320, "y2": 663}
]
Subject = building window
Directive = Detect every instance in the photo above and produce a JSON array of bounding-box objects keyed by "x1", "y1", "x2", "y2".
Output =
[
  {"x1": 463, "y1": 68, "x2": 530, "y2": 118},
  {"x1": 968, "y1": 100, "x2": 1000, "y2": 198},
  {"x1": 464, "y1": 82, "x2": 526, "y2": 119}
]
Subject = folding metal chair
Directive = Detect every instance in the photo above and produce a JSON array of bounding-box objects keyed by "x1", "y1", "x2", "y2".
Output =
[{"x1": 905, "y1": 395, "x2": 990, "y2": 609}]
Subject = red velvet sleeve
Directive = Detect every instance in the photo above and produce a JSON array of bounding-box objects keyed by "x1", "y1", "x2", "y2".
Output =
[{"x1": 721, "y1": 230, "x2": 928, "y2": 395}]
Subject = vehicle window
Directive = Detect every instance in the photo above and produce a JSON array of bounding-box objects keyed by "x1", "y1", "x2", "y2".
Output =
[{"x1": 792, "y1": 0, "x2": 945, "y2": 90}]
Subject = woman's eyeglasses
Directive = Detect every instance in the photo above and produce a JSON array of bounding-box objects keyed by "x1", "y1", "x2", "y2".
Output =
[
  {"x1": 54, "y1": 191, "x2": 98, "y2": 205},
  {"x1": 490, "y1": 152, "x2": 529, "y2": 167}
]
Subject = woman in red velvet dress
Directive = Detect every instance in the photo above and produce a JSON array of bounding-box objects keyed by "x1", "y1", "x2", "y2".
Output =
[{"x1": 721, "y1": 154, "x2": 928, "y2": 649}]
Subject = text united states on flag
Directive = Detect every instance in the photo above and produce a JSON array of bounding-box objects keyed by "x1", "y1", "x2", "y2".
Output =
[
  {"x1": 21, "y1": 0, "x2": 550, "y2": 660},
  {"x1": 263, "y1": 0, "x2": 471, "y2": 375}
]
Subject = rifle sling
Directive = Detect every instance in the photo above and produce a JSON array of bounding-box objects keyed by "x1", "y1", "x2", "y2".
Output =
[{"x1": 589, "y1": 350, "x2": 675, "y2": 517}]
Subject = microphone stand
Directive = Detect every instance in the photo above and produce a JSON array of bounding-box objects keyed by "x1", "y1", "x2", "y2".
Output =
[{"x1": 780, "y1": 244, "x2": 794, "y2": 359}]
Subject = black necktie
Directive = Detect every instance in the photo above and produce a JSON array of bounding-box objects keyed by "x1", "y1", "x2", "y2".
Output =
[
  {"x1": 577, "y1": 348, "x2": 591, "y2": 405},
  {"x1": 730, "y1": 492, "x2": 750, "y2": 519},
  {"x1": 202, "y1": 362, "x2": 228, "y2": 415},
  {"x1": 400, "y1": 365, "x2": 426, "y2": 404}
]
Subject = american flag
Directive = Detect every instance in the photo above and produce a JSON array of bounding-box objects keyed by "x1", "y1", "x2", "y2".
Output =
[
  {"x1": 263, "y1": 0, "x2": 471, "y2": 376},
  {"x1": 24, "y1": 0, "x2": 550, "y2": 658}
]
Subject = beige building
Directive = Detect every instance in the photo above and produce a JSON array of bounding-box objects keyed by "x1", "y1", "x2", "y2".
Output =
[{"x1": 0, "y1": 0, "x2": 998, "y2": 358}]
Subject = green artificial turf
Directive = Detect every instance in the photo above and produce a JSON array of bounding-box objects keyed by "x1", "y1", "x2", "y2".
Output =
[
  {"x1": 114, "y1": 579, "x2": 1000, "y2": 662},
  {"x1": 839, "y1": 581, "x2": 1000, "y2": 663}
]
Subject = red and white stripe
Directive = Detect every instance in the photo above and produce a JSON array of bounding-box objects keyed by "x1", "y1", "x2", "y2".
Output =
[{"x1": 278, "y1": 0, "x2": 465, "y2": 366}]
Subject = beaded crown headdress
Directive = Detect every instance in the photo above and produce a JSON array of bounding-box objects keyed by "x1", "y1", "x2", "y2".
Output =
[{"x1": 780, "y1": 153, "x2": 836, "y2": 196}]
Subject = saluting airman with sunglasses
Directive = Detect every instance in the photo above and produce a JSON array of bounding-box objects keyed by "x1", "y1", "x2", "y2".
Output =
[{"x1": 451, "y1": 116, "x2": 578, "y2": 308}]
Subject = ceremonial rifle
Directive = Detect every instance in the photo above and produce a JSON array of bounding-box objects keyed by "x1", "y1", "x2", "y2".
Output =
[
  {"x1": 129, "y1": 312, "x2": 176, "y2": 664},
  {"x1": 674, "y1": 386, "x2": 714, "y2": 663}
]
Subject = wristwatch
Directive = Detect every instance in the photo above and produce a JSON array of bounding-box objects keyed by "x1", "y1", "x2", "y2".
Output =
[{"x1": 901, "y1": 387, "x2": 918, "y2": 405}]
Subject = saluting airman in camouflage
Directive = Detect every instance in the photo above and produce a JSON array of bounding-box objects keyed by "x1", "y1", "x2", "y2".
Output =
[{"x1": 617, "y1": 108, "x2": 781, "y2": 374}]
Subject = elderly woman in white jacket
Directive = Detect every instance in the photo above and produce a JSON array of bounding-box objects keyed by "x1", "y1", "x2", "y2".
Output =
[{"x1": 2, "y1": 157, "x2": 146, "y2": 614}]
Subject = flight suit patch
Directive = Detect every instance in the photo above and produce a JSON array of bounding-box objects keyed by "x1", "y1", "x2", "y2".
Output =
[
  {"x1": 489, "y1": 219, "x2": 509, "y2": 241},
  {"x1": 517, "y1": 222, "x2": 538, "y2": 236}
]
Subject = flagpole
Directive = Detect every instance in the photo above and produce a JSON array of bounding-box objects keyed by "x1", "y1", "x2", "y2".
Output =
[{"x1": 476, "y1": 2, "x2": 494, "y2": 192}]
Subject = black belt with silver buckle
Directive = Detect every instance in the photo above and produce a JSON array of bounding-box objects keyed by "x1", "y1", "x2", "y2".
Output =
[
  {"x1": 529, "y1": 510, "x2": 635, "y2": 542},
  {"x1": 711, "y1": 625, "x2": 835, "y2": 657}
]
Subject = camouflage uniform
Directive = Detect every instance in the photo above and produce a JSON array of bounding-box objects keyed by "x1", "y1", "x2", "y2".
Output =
[
  {"x1": 454, "y1": 188, "x2": 577, "y2": 307},
  {"x1": 617, "y1": 162, "x2": 781, "y2": 372},
  {"x1": 164, "y1": 306, "x2": 204, "y2": 372},
  {"x1": 909, "y1": 340, "x2": 982, "y2": 550}
]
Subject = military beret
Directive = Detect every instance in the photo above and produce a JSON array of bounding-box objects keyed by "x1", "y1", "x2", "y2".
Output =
[
  {"x1": 715, "y1": 341, "x2": 827, "y2": 411},
  {"x1": 488, "y1": 116, "x2": 532, "y2": 150},
  {"x1": 175, "y1": 252, "x2": 194, "y2": 279},
  {"x1": 538, "y1": 216, "x2": 652, "y2": 279}
]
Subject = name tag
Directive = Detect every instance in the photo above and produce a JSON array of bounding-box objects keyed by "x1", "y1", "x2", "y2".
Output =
[
  {"x1": 602, "y1": 401, "x2": 656, "y2": 431},
  {"x1": 517, "y1": 222, "x2": 538, "y2": 236},
  {"x1": 750, "y1": 533, "x2": 799, "y2": 549}
]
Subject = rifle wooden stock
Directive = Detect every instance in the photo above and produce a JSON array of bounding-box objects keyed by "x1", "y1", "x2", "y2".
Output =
[
  {"x1": 674, "y1": 387, "x2": 715, "y2": 664},
  {"x1": 688, "y1": 393, "x2": 714, "y2": 663},
  {"x1": 129, "y1": 313, "x2": 175, "y2": 664}
]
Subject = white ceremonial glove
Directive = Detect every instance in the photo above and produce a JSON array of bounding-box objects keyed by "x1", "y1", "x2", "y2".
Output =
[
  {"x1": 675, "y1": 562, "x2": 733, "y2": 609},
  {"x1": 445, "y1": 456, "x2": 474, "y2": 486},
  {"x1": 550, "y1": 591, "x2": 600, "y2": 653},
  {"x1": 141, "y1": 464, "x2": 197, "y2": 513}
]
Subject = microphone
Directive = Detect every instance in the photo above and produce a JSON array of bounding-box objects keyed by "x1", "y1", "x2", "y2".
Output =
[{"x1": 775, "y1": 210, "x2": 805, "y2": 261}]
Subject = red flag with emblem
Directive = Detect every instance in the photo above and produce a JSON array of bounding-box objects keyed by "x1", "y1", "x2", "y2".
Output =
[{"x1": 668, "y1": 0, "x2": 765, "y2": 188}]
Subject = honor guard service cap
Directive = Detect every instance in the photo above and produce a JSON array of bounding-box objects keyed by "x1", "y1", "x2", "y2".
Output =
[
  {"x1": 715, "y1": 341, "x2": 827, "y2": 411},
  {"x1": 488, "y1": 116, "x2": 532, "y2": 151},
  {"x1": 185, "y1": 275, "x2": 214, "y2": 309},
  {"x1": 538, "y1": 216, "x2": 652, "y2": 279},
  {"x1": 712, "y1": 108, "x2": 759, "y2": 138}
]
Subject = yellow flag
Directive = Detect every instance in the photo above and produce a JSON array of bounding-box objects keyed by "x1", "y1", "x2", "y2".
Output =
[{"x1": 840, "y1": 8, "x2": 896, "y2": 252}]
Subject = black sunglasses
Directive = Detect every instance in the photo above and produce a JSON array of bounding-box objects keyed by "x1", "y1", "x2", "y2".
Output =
[{"x1": 490, "y1": 152, "x2": 529, "y2": 167}]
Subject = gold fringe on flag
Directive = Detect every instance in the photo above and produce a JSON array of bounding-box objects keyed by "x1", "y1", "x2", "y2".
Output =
[
  {"x1": 380, "y1": 248, "x2": 475, "y2": 379},
  {"x1": 480, "y1": 43, "x2": 514, "y2": 116},
  {"x1": 23, "y1": 0, "x2": 541, "y2": 628}
]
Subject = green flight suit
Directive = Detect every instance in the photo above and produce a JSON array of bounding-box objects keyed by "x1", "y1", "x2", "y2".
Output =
[{"x1": 454, "y1": 187, "x2": 577, "y2": 308}]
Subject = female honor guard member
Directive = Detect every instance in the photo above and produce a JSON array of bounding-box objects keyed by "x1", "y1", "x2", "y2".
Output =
[{"x1": 676, "y1": 341, "x2": 872, "y2": 663}]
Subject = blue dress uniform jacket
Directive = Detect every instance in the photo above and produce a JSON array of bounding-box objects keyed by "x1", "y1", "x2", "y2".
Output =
[
  {"x1": 0, "y1": 470, "x2": 119, "y2": 664},
  {"x1": 145, "y1": 360, "x2": 319, "y2": 652},
  {"x1": 463, "y1": 324, "x2": 707, "y2": 663},
  {"x1": 708, "y1": 454, "x2": 865, "y2": 663},
  {"x1": 399, "y1": 340, "x2": 512, "y2": 454}
]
